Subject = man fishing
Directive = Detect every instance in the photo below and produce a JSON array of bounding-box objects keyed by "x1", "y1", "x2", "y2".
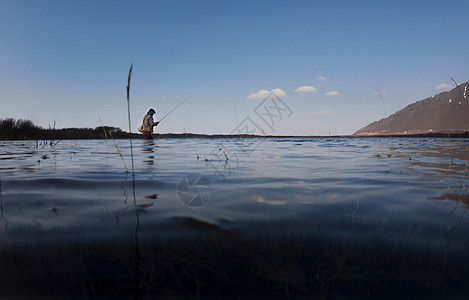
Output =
[
  {"x1": 139, "y1": 96, "x2": 193, "y2": 139},
  {"x1": 140, "y1": 108, "x2": 159, "y2": 139}
]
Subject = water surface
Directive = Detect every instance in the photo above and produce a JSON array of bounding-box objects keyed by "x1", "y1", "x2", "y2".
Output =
[{"x1": 1, "y1": 137, "x2": 469, "y2": 298}]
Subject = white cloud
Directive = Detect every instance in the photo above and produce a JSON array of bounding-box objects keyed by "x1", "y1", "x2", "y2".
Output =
[
  {"x1": 317, "y1": 76, "x2": 327, "y2": 81},
  {"x1": 271, "y1": 88, "x2": 287, "y2": 97},
  {"x1": 435, "y1": 83, "x2": 452, "y2": 90},
  {"x1": 247, "y1": 88, "x2": 287, "y2": 99},
  {"x1": 294, "y1": 85, "x2": 317, "y2": 93},
  {"x1": 247, "y1": 89, "x2": 270, "y2": 99},
  {"x1": 310, "y1": 110, "x2": 334, "y2": 116},
  {"x1": 325, "y1": 91, "x2": 340, "y2": 96}
]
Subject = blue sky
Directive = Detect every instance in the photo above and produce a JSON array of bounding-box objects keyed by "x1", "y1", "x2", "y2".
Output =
[{"x1": 1, "y1": 0, "x2": 468, "y2": 136}]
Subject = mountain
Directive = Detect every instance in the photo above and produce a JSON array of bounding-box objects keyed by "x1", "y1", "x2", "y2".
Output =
[{"x1": 354, "y1": 80, "x2": 469, "y2": 136}]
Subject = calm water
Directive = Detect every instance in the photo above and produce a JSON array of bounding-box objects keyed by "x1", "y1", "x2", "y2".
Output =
[{"x1": 1, "y1": 137, "x2": 469, "y2": 297}]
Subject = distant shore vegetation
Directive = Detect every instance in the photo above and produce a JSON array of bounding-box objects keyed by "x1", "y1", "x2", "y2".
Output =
[
  {"x1": 0, "y1": 118, "x2": 264, "y2": 140},
  {"x1": 0, "y1": 118, "x2": 132, "y2": 140}
]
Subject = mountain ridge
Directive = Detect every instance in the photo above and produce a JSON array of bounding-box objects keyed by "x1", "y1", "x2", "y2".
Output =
[{"x1": 354, "y1": 80, "x2": 469, "y2": 136}]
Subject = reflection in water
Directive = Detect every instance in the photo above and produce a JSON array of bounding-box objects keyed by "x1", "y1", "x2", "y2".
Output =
[
  {"x1": 253, "y1": 195, "x2": 287, "y2": 206},
  {"x1": 134, "y1": 205, "x2": 141, "y2": 299},
  {"x1": 430, "y1": 193, "x2": 469, "y2": 232},
  {"x1": 390, "y1": 139, "x2": 469, "y2": 170},
  {"x1": 142, "y1": 140, "x2": 156, "y2": 166},
  {"x1": 116, "y1": 168, "x2": 142, "y2": 297},
  {"x1": 431, "y1": 193, "x2": 469, "y2": 208},
  {"x1": 114, "y1": 158, "x2": 158, "y2": 297},
  {"x1": 0, "y1": 177, "x2": 7, "y2": 230}
]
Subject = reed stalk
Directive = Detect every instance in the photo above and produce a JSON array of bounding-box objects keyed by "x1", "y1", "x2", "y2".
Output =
[
  {"x1": 126, "y1": 64, "x2": 135, "y2": 177},
  {"x1": 373, "y1": 85, "x2": 392, "y2": 141},
  {"x1": 99, "y1": 116, "x2": 128, "y2": 172}
]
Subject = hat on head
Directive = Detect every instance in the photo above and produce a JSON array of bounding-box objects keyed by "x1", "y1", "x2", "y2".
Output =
[{"x1": 148, "y1": 108, "x2": 156, "y2": 114}]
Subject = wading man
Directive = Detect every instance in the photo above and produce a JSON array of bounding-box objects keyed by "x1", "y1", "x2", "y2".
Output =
[{"x1": 139, "y1": 108, "x2": 159, "y2": 139}]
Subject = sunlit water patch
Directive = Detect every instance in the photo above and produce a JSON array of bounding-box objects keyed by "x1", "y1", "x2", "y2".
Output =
[{"x1": 1, "y1": 137, "x2": 469, "y2": 298}]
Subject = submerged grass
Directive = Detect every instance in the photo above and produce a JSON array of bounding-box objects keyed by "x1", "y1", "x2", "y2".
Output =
[{"x1": 1, "y1": 229, "x2": 468, "y2": 298}]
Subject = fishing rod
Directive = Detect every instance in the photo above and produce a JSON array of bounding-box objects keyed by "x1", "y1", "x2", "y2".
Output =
[{"x1": 158, "y1": 95, "x2": 193, "y2": 123}]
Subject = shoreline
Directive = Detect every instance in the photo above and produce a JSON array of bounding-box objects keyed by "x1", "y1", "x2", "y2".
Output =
[
  {"x1": 1, "y1": 131, "x2": 468, "y2": 140},
  {"x1": 154, "y1": 131, "x2": 469, "y2": 139}
]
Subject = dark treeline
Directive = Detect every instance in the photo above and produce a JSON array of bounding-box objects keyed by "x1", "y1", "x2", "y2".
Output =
[
  {"x1": 0, "y1": 118, "x2": 134, "y2": 140},
  {"x1": 0, "y1": 118, "x2": 278, "y2": 140},
  {"x1": 0, "y1": 119, "x2": 42, "y2": 140},
  {"x1": 0, "y1": 118, "x2": 267, "y2": 140}
]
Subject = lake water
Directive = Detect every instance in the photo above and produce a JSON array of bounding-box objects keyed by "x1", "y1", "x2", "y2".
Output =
[{"x1": 1, "y1": 137, "x2": 469, "y2": 298}]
